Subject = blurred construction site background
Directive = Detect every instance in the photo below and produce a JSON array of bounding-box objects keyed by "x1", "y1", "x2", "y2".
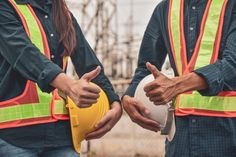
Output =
[{"x1": 67, "y1": 0, "x2": 173, "y2": 157}]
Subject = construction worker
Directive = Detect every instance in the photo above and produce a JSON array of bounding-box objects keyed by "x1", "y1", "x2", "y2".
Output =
[
  {"x1": 123, "y1": 0, "x2": 236, "y2": 156},
  {"x1": 0, "y1": 0, "x2": 122, "y2": 157}
]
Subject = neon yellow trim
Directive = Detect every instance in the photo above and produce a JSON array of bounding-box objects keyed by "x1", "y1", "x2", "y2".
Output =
[
  {"x1": 170, "y1": 0, "x2": 182, "y2": 75},
  {"x1": 0, "y1": 100, "x2": 67, "y2": 123},
  {"x1": 179, "y1": 92, "x2": 236, "y2": 112},
  {"x1": 54, "y1": 100, "x2": 69, "y2": 115},
  {"x1": 170, "y1": 0, "x2": 233, "y2": 113},
  {"x1": 12, "y1": 0, "x2": 44, "y2": 53},
  {"x1": 177, "y1": 1, "x2": 227, "y2": 111},
  {"x1": 194, "y1": 0, "x2": 225, "y2": 69},
  {"x1": 37, "y1": 86, "x2": 52, "y2": 103},
  {"x1": 0, "y1": 1, "x2": 68, "y2": 123}
]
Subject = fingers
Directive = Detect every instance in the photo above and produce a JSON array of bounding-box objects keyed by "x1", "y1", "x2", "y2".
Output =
[
  {"x1": 83, "y1": 86, "x2": 100, "y2": 94},
  {"x1": 78, "y1": 98, "x2": 98, "y2": 106},
  {"x1": 79, "y1": 104, "x2": 93, "y2": 108},
  {"x1": 146, "y1": 62, "x2": 161, "y2": 79},
  {"x1": 66, "y1": 67, "x2": 102, "y2": 108},
  {"x1": 95, "y1": 111, "x2": 112, "y2": 129},
  {"x1": 85, "y1": 121, "x2": 112, "y2": 140},
  {"x1": 135, "y1": 100, "x2": 150, "y2": 116},
  {"x1": 146, "y1": 89, "x2": 174, "y2": 106},
  {"x1": 85, "y1": 103, "x2": 122, "y2": 140},
  {"x1": 82, "y1": 66, "x2": 101, "y2": 82},
  {"x1": 69, "y1": 95, "x2": 96, "y2": 108},
  {"x1": 136, "y1": 121, "x2": 160, "y2": 132},
  {"x1": 85, "y1": 112, "x2": 113, "y2": 140},
  {"x1": 145, "y1": 88, "x2": 163, "y2": 97},
  {"x1": 130, "y1": 109, "x2": 160, "y2": 128},
  {"x1": 123, "y1": 98, "x2": 160, "y2": 131},
  {"x1": 80, "y1": 91, "x2": 100, "y2": 99},
  {"x1": 144, "y1": 81, "x2": 160, "y2": 93}
]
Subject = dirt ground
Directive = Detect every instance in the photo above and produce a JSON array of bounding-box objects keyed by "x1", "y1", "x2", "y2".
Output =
[{"x1": 82, "y1": 113, "x2": 166, "y2": 157}]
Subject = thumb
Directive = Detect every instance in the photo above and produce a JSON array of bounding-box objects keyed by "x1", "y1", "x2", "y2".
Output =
[
  {"x1": 134, "y1": 99, "x2": 150, "y2": 116},
  {"x1": 82, "y1": 66, "x2": 101, "y2": 82},
  {"x1": 146, "y1": 62, "x2": 161, "y2": 78}
]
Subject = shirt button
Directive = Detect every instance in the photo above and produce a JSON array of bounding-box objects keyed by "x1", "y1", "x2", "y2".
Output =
[
  {"x1": 192, "y1": 6, "x2": 196, "y2": 10},
  {"x1": 44, "y1": 15, "x2": 48, "y2": 19},
  {"x1": 51, "y1": 55, "x2": 55, "y2": 59},
  {"x1": 50, "y1": 33, "x2": 54, "y2": 37},
  {"x1": 190, "y1": 49, "x2": 194, "y2": 53},
  {"x1": 190, "y1": 27, "x2": 194, "y2": 31},
  {"x1": 192, "y1": 119, "x2": 196, "y2": 123}
]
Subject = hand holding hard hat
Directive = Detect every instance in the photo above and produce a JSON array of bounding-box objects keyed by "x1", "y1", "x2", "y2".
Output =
[
  {"x1": 134, "y1": 62, "x2": 176, "y2": 141},
  {"x1": 67, "y1": 84, "x2": 110, "y2": 153},
  {"x1": 144, "y1": 63, "x2": 177, "y2": 106},
  {"x1": 66, "y1": 66, "x2": 102, "y2": 108},
  {"x1": 85, "y1": 101, "x2": 122, "y2": 140},
  {"x1": 65, "y1": 66, "x2": 110, "y2": 153}
]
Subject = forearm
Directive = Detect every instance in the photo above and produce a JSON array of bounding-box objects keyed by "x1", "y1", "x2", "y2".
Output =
[{"x1": 174, "y1": 72, "x2": 208, "y2": 95}]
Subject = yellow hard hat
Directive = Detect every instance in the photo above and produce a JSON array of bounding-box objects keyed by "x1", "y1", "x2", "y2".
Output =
[{"x1": 66, "y1": 83, "x2": 110, "y2": 153}]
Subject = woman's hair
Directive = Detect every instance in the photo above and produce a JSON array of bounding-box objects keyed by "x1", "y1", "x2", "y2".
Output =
[{"x1": 52, "y1": 0, "x2": 76, "y2": 56}]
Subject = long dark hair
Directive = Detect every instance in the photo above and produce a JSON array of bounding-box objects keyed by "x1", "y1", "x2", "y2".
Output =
[{"x1": 52, "y1": 0, "x2": 76, "y2": 56}]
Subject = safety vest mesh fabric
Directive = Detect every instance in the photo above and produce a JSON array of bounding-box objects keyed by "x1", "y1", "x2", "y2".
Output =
[
  {"x1": 0, "y1": 0, "x2": 69, "y2": 129},
  {"x1": 168, "y1": 0, "x2": 236, "y2": 117}
]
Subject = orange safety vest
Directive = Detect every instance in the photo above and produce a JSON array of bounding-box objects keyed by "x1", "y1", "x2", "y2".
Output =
[
  {"x1": 168, "y1": 0, "x2": 236, "y2": 117},
  {"x1": 0, "y1": 0, "x2": 69, "y2": 129}
]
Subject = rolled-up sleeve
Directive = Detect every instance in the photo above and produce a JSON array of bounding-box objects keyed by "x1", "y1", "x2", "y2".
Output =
[
  {"x1": 70, "y1": 15, "x2": 120, "y2": 105},
  {"x1": 0, "y1": 2, "x2": 62, "y2": 92},
  {"x1": 124, "y1": 4, "x2": 167, "y2": 97},
  {"x1": 194, "y1": 9, "x2": 236, "y2": 96}
]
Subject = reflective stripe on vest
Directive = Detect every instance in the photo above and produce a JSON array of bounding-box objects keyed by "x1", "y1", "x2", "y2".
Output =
[
  {"x1": 0, "y1": 0, "x2": 68, "y2": 129},
  {"x1": 168, "y1": 0, "x2": 236, "y2": 117}
]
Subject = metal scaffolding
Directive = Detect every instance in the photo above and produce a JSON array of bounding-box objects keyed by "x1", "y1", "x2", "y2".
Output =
[{"x1": 67, "y1": 0, "x2": 138, "y2": 82}]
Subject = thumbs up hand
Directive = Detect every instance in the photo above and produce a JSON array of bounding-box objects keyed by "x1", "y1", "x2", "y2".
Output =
[
  {"x1": 67, "y1": 66, "x2": 102, "y2": 108},
  {"x1": 81, "y1": 66, "x2": 101, "y2": 82},
  {"x1": 144, "y1": 62, "x2": 177, "y2": 105},
  {"x1": 146, "y1": 62, "x2": 162, "y2": 79}
]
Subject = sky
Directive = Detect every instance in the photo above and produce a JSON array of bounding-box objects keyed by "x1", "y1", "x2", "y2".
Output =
[
  {"x1": 68, "y1": 0, "x2": 161, "y2": 48},
  {"x1": 117, "y1": 0, "x2": 160, "y2": 38}
]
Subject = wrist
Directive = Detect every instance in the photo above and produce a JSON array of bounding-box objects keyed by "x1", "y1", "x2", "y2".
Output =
[
  {"x1": 51, "y1": 73, "x2": 75, "y2": 94},
  {"x1": 111, "y1": 101, "x2": 123, "y2": 116},
  {"x1": 111, "y1": 101, "x2": 122, "y2": 110},
  {"x1": 172, "y1": 75, "x2": 190, "y2": 95},
  {"x1": 173, "y1": 72, "x2": 208, "y2": 95}
]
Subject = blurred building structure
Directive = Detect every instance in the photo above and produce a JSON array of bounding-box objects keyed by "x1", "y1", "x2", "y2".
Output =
[{"x1": 67, "y1": 0, "x2": 154, "y2": 82}]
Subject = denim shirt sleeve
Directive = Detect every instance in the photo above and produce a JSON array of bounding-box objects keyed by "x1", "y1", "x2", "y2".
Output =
[
  {"x1": 70, "y1": 14, "x2": 120, "y2": 105},
  {"x1": 194, "y1": 8, "x2": 236, "y2": 96},
  {"x1": 0, "y1": 2, "x2": 62, "y2": 93},
  {"x1": 124, "y1": 4, "x2": 167, "y2": 97}
]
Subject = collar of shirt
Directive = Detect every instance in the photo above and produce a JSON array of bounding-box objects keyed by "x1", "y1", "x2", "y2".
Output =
[
  {"x1": 15, "y1": 0, "x2": 52, "y2": 6},
  {"x1": 15, "y1": 0, "x2": 52, "y2": 14}
]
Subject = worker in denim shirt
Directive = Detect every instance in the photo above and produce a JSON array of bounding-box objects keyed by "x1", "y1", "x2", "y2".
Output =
[
  {"x1": 0, "y1": 0, "x2": 122, "y2": 156},
  {"x1": 123, "y1": 0, "x2": 236, "y2": 156}
]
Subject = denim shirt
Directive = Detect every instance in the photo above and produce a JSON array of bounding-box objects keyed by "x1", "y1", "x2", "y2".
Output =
[
  {"x1": 0, "y1": 0, "x2": 119, "y2": 148},
  {"x1": 125, "y1": 0, "x2": 236, "y2": 97}
]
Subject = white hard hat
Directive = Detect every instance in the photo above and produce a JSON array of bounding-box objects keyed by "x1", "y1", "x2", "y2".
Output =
[{"x1": 134, "y1": 74, "x2": 176, "y2": 141}]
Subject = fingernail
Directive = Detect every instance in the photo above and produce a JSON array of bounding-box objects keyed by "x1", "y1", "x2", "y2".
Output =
[{"x1": 145, "y1": 109, "x2": 150, "y2": 115}]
